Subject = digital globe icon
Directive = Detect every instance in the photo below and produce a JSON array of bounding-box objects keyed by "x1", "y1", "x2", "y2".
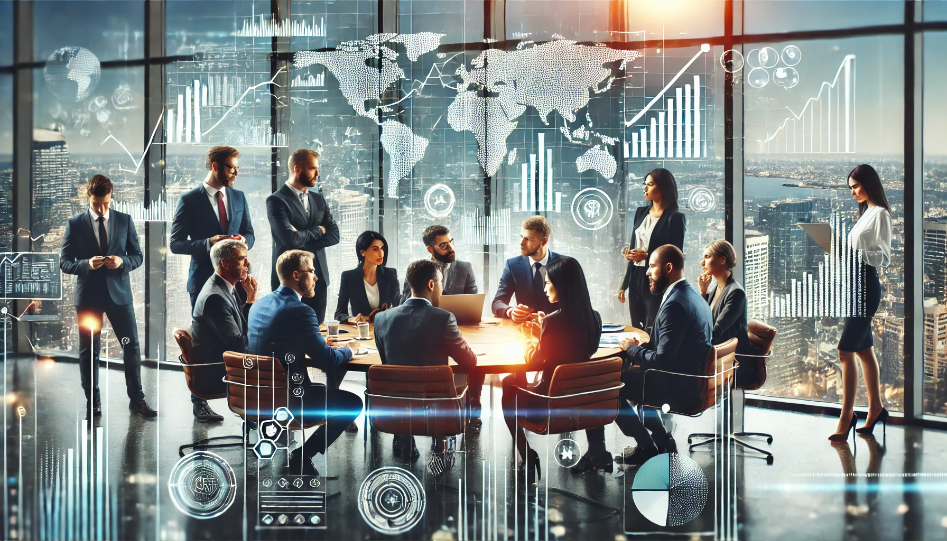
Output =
[
  {"x1": 44, "y1": 46, "x2": 101, "y2": 103},
  {"x1": 168, "y1": 452, "x2": 238, "y2": 519}
]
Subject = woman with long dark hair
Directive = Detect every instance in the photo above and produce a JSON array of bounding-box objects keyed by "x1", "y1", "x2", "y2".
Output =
[
  {"x1": 830, "y1": 164, "x2": 892, "y2": 442},
  {"x1": 618, "y1": 168, "x2": 686, "y2": 329},
  {"x1": 500, "y1": 256, "x2": 603, "y2": 485},
  {"x1": 335, "y1": 231, "x2": 400, "y2": 323}
]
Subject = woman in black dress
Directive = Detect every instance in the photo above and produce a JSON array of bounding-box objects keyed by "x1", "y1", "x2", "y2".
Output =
[
  {"x1": 618, "y1": 168, "x2": 686, "y2": 329},
  {"x1": 831, "y1": 165, "x2": 892, "y2": 441},
  {"x1": 501, "y1": 256, "x2": 603, "y2": 485},
  {"x1": 334, "y1": 231, "x2": 400, "y2": 323}
]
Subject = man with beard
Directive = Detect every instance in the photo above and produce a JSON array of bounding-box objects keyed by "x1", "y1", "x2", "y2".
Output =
[
  {"x1": 266, "y1": 149, "x2": 340, "y2": 324},
  {"x1": 491, "y1": 216, "x2": 561, "y2": 322},
  {"x1": 248, "y1": 250, "x2": 362, "y2": 476},
  {"x1": 189, "y1": 239, "x2": 257, "y2": 422},
  {"x1": 612, "y1": 244, "x2": 713, "y2": 466},
  {"x1": 171, "y1": 146, "x2": 256, "y2": 310}
]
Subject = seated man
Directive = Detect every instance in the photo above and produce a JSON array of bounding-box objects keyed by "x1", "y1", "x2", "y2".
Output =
[
  {"x1": 491, "y1": 216, "x2": 561, "y2": 323},
  {"x1": 190, "y1": 239, "x2": 257, "y2": 422},
  {"x1": 375, "y1": 259, "x2": 478, "y2": 472},
  {"x1": 248, "y1": 249, "x2": 362, "y2": 476},
  {"x1": 616, "y1": 244, "x2": 713, "y2": 465}
]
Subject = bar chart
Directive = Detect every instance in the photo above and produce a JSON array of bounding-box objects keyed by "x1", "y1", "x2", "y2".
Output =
[
  {"x1": 519, "y1": 133, "x2": 563, "y2": 213},
  {"x1": 761, "y1": 55, "x2": 856, "y2": 154},
  {"x1": 110, "y1": 196, "x2": 176, "y2": 222},
  {"x1": 236, "y1": 15, "x2": 327, "y2": 38},
  {"x1": 461, "y1": 208, "x2": 513, "y2": 245},
  {"x1": 291, "y1": 72, "x2": 326, "y2": 88},
  {"x1": 769, "y1": 212, "x2": 866, "y2": 318}
]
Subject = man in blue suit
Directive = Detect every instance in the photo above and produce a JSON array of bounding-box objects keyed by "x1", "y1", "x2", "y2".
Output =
[
  {"x1": 248, "y1": 249, "x2": 361, "y2": 476},
  {"x1": 60, "y1": 175, "x2": 157, "y2": 419},
  {"x1": 170, "y1": 146, "x2": 255, "y2": 309},
  {"x1": 615, "y1": 244, "x2": 713, "y2": 465},
  {"x1": 491, "y1": 216, "x2": 562, "y2": 322}
]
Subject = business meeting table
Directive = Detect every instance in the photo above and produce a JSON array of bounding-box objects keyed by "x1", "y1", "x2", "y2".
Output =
[{"x1": 330, "y1": 316, "x2": 648, "y2": 374}]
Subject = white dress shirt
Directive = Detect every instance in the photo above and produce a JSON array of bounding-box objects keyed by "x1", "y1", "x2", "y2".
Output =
[
  {"x1": 634, "y1": 213, "x2": 658, "y2": 267},
  {"x1": 364, "y1": 280, "x2": 380, "y2": 310},
  {"x1": 89, "y1": 206, "x2": 110, "y2": 248},
  {"x1": 532, "y1": 250, "x2": 550, "y2": 281},
  {"x1": 849, "y1": 205, "x2": 892, "y2": 268},
  {"x1": 285, "y1": 181, "x2": 310, "y2": 214},
  {"x1": 203, "y1": 182, "x2": 228, "y2": 223}
]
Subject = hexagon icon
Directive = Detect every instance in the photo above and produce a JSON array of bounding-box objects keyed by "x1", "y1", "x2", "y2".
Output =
[
  {"x1": 274, "y1": 407, "x2": 294, "y2": 426},
  {"x1": 260, "y1": 420, "x2": 284, "y2": 442},
  {"x1": 254, "y1": 439, "x2": 277, "y2": 460}
]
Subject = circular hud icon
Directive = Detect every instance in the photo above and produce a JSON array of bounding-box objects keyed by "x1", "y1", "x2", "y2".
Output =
[
  {"x1": 687, "y1": 187, "x2": 717, "y2": 213},
  {"x1": 631, "y1": 453, "x2": 708, "y2": 527},
  {"x1": 571, "y1": 187, "x2": 614, "y2": 231},
  {"x1": 168, "y1": 452, "x2": 237, "y2": 519},
  {"x1": 424, "y1": 184, "x2": 455, "y2": 218},
  {"x1": 554, "y1": 438, "x2": 582, "y2": 468},
  {"x1": 358, "y1": 467, "x2": 426, "y2": 535}
]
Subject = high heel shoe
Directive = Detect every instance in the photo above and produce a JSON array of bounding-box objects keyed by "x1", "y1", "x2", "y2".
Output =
[
  {"x1": 856, "y1": 408, "x2": 889, "y2": 436},
  {"x1": 828, "y1": 414, "x2": 857, "y2": 442}
]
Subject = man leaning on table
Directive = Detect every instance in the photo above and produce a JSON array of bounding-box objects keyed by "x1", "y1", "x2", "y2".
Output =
[
  {"x1": 374, "y1": 259, "x2": 478, "y2": 472},
  {"x1": 492, "y1": 216, "x2": 561, "y2": 323}
]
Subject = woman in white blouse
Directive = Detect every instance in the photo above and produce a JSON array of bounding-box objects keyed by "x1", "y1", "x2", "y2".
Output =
[
  {"x1": 830, "y1": 164, "x2": 893, "y2": 442},
  {"x1": 334, "y1": 231, "x2": 401, "y2": 324},
  {"x1": 617, "y1": 168, "x2": 686, "y2": 329}
]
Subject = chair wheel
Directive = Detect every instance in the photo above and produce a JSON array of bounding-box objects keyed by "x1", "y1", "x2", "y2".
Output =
[
  {"x1": 766, "y1": 437, "x2": 773, "y2": 444},
  {"x1": 766, "y1": 455, "x2": 774, "y2": 465}
]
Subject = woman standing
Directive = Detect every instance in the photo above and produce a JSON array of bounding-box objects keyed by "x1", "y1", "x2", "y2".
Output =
[
  {"x1": 335, "y1": 231, "x2": 400, "y2": 323},
  {"x1": 697, "y1": 240, "x2": 750, "y2": 353},
  {"x1": 618, "y1": 168, "x2": 686, "y2": 329},
  {"x1": 500, "y1": 257, "x2": 603, "y2": 485},
  {"x1": 830, "y1": 164, "x2": 892, "y2": 442}
]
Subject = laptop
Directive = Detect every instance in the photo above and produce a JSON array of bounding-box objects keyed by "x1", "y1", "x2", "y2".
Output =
[
  {"x1": 437, "y1": 293, "x2": 486, "y2": 324},
  {"x1": 797, "y1": 223, "x2": 833, "y2": 253}
]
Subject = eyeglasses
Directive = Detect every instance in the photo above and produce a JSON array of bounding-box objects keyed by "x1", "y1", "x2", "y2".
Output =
[
  {"x1": 299, "y1": 268, "x2": 316, "y2": 275},
  {"x1": 436, "y1": 238, "x2": 455, "y2": 251},
  {"x1": 218, "y1": 163, "x2": 238, "y2": 175}
]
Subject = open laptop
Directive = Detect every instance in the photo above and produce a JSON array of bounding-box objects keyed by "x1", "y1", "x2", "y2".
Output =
[
  {"x1": 797, "y1": 223, "x2": 833, "y2": 253},
  {"x1": 437, "y1": 293, "x2": 486, "y2": 324}
]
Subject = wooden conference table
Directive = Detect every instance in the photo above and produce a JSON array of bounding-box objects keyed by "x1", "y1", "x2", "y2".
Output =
[{"x1": 328, "y1": 316, "x2": 648, "y2": 374}]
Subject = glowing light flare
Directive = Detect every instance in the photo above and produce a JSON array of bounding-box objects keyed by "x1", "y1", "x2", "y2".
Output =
[{"x1": 79, "y1": 314, "x2": 102, "y2": 333}]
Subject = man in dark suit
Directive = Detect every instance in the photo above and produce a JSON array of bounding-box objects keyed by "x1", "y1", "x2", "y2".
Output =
[
  {"x1": 375, "y1": 259, "x2": 478, "y2": 471},
  {"x1": 616, "y1": 245, "x2": 713, "y2": 465},
  {"x1": 266, "y1": 148, "x2": 340, "y2": 324},
  {"x1": 59, "y1": 175, "x2": 157, "y2": 419},
  {"x1": 400, "y1": 225, "x2": 478, "y2": 302},
  {"x1": 170, "y1": 146, "x2": 255, "y2": 309},
  {"x1": 492, "y1": 216, "x2": 562, "y2": 322},
  {"x1": 190, "y1": 239, "x2": 257, "y2": 422},
  {"x1": 248, "y1": 249, "x2": 361, "y2": 476}
]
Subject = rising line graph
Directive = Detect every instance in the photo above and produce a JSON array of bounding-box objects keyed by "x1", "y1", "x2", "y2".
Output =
[{"x1": 624, "y1": 44, "x2": 710, "y2": 127}]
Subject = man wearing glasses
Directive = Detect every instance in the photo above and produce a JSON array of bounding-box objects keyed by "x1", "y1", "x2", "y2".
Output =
[
  {"x1": 171, "y1": 145, "x2": 256, "y2": 422},
  {"x1": 266, "y1": 148, "x2": 340, "y2": 324}
]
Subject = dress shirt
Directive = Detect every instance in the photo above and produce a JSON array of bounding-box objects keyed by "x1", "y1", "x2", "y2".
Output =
[
  {"x1": 633, "y1": 213, "x2": 658, "y2": 267},
  {"x1": 660, "y1": 277, "x2": 687, "y2": 308},
  {"x1": 850, "y1": 205, "x2": 892, "y2": 268},
  {"x1": 533, "y1": 250, "x2": 550, "y2": 280},
  {"x1": 203, "y1": 183, "x2": 228, "y2": 223},
  {"x1": 364, "y1": 280, "x2": 380, "y2": 310},
  {"x1": 88, "y1": 207, "x2": 110, "y2": 247},
  {"x1": 408, "y1": 296, "x2": 432, "y2": 306},
  {"x1": 285, "y1": 181, "x2": 310, "y2": 213}
]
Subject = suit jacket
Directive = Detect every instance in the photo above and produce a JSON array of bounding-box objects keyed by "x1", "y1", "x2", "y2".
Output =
[
  {"x1": 703, "y1": 275, "x2": 750, "y2": 353},
  {"x1": 491, "y1": 251, "x2": 562, "y2": 318},
  {"x1": 620, "y1": 205, "x2": 686, "y2": 291},
  {"x1": 624, "y1": 280, "x2": 712, "y2": 375},
  {"x1": 169, "y1": 185, "x2": 255, "y2": 294},
  {"x1": 191, "y1": 274, "x2": 252, "y2": 382},
  {"x1": 400, "y1": 259, "x2": 478, "y2": 303},
  {"x1": 373, "y1": 298, "x2": 478, "y2": 373},
  {"x1": 266, "y1": 185, "x2": 340, "y2": 289},
  {"x1": 60, "y1": 210, "x2": 143, "y2": 306},
  {"x1": 528, "y1": 309, "x2": 602, "y2": 395},
  {"x1": 248, "y1": 286, "x2": 352, "y2": 380},
  {"x1": 335, "y1": 265, "x2": 401, "y2": 322}
]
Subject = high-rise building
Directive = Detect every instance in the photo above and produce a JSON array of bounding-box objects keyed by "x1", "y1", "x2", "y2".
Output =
[
  {"x1": 759, "y1": 199, "x2": 816, "y2": 295},
  {"x1": 924, "y1": 298, "x2": 947, "y2": 381},
  {"x1": 31, "y1": 129, "x2": 73, "y2": 238},
  {"x1": 881, "y1": 315, "x2": 904, "y2": 383},
  {"x1": 744, "y1": 232, "x2": 769, "y2": 322},
  {"x1": 923, "y1": 219, "x2": 947, "y2": 304}
]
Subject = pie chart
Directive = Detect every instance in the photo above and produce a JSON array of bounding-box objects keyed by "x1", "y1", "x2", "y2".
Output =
[{"x1": 631, "y1": 453, "x2": 708, "y2": 527}]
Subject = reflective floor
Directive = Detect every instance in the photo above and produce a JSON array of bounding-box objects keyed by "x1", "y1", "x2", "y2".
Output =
[{"x1": 6, "y1": 355, "x2": 947, "y2": 540}]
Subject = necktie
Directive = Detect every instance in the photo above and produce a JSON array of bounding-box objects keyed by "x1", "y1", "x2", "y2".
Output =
[
  {"x1": 216, "y1": 191, "x2": 228, "y2": 232},
  {"x1": 97, "y1": 217, "x2": 108, "y2": 255},
  {"x1": 532, "y1": 262, "x2": 544, "y2": 306},
  {"x1": 299, "y1": 192, "x2": 307, "y2": 213}
]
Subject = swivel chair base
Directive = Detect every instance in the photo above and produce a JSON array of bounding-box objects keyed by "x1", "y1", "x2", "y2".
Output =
[{"x1": 687, "y1": 432, "x2": 774, "y2": 464}]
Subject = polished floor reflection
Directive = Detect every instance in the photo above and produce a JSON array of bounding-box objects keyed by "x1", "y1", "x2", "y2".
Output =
[{"x1": 8, "y1": 355, "x2": 947, "y2": 540}]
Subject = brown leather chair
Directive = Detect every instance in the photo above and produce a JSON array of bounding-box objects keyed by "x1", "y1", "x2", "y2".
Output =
[
  {"x1": 173, "y1": 329, "x2": 244, "y2": 457},
  {"x1": 688, "y1": 323, "x2": 778, "y2": 464},
  {"x1": 365, "y1": 365, "x2": 468, "y2": 437}
]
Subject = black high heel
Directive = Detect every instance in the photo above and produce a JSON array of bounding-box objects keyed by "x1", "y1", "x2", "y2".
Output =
[
  {"x1": 856, "y1": 408, "x2": 889, "y2": 436},
  {"x1": 828, "y1": 414, "x2": 857, "y2": 442}
]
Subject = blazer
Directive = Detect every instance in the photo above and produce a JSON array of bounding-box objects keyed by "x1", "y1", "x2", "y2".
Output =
[
  {"x1": 191, "y1": 273, "x2": 251, "y2": 369},
  {"x1": 399, "y1": 259, "x2": 478, "y2": 303},
  {"x1": 527, "y1": 309, "x2": 603, "y2": 395},
  {"x1": 169, "y1": 185, "x2": 255, "y2": 294},
  {"x1": 373, "y1": 298, "x2": 478, "y2": 373},
  {"x1": 491, "y1": 251, "x2": 563, "y2": 318},
  {"x1": 334, "y1": 265, "x2": 401, "y2": 322},
  {"x1": 60, "y1": 210, "x2": 143, "y2": 307},
  {"x1": 620, "y1": 204, "x2": 686, "y2": 291},
  {"x1": 248, "y1": 286, "x2": 352, "y2": 378},
  {"x1": 624, "y1": 280, "x2": 712, "y2": 375},
  {"x1": 266, "y1": 184, "x2": 340, "y2": 290},
  {"x1": 703, "y1": 275, "x2": 750, "y2": 353}
]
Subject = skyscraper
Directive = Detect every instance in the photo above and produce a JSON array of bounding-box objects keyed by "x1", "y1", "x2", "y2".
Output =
[
  {"x1": 923, "y1": 219, "x2": 947, "y2": 304},
  {"x1": 744, "y1": 232, "x2": 769, "y2": 322},
  {"x1": 924, "y1": 298, "x2": 947, "y2": 381},
  {"x1": 31, "y1": 128, "x2": 73, "y2": 238},
  {"x1": 759, "y1": 199, "x2": 816, "y2": 295}
]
